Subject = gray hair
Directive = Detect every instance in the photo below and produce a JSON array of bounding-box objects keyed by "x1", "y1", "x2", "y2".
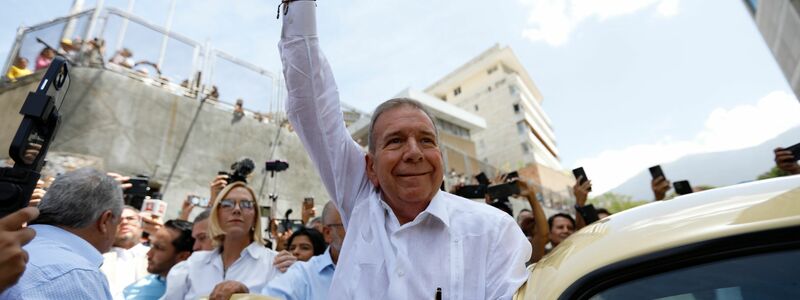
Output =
[
  {"x1": 367, "y1": 98, "x2": 439, "y2": 154},
  {"x1": 34, "y1": 168, "x2": 124, "y2": 228},
  {"x1": 193, "y1": 209, "x2": 211, "y2": 223}
]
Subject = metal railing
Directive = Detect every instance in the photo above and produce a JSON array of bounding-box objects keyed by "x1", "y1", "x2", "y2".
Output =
[{"x1": 2, "y1": 6, "x2": 287, "y2": 124}]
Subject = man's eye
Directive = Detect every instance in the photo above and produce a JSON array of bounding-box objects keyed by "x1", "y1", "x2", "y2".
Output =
[{"x1": 388, "y1": 138, "x2": 402, "y2": 144}]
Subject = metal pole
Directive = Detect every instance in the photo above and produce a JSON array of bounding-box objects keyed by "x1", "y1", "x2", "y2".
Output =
[
  {"x1": 82, "y1": 0, "x2": 104, "y2": 45},
  {"x1": 62, "y1": 0, "x2": 84, "y2": 40},
  {"x1": 2, "y1": 26, "x2": 25, "y2": 76},
  {"x1": 114, "y1": 0, "x2": 136, "y2": 51},
  {"x1": 157, "y1": 0, "x2": 177, "y2": 68}
]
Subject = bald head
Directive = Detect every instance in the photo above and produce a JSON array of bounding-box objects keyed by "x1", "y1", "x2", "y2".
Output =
[{"x1": 321, "y1": 201, "x2": 339, "y2": 225}]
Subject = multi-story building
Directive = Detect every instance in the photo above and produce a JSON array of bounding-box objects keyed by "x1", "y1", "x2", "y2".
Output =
[
  {"x1": 745, "y1": 0, "x2": 800, "y2": 100},
  {"x1": 425, "y1": 44, "x2": 562, "y2": 172}
]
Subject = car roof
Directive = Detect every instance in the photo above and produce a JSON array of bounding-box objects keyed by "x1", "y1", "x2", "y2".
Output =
[{"x1": 515, "y1": 175, "x2": 800, "y2": 300}]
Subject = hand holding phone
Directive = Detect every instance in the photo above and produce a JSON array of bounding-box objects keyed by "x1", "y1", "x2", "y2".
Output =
[
  {"x1": 648, "y1": 165, "x2": 665, "y2": 180},
  {"x1": 673, "y1": 180, "x2": 693, "y2": 195},
  {"x1": 572, "y1": 167, "x2": 591, "y2": 192}
]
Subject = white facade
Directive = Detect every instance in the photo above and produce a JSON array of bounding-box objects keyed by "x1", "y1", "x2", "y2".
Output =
[
  {"x1": 425, "y1": 45, "x2": 562, "y2": 171},
  {"x1": 748, "y1": 0, "x2": 800, "y2": 100}
]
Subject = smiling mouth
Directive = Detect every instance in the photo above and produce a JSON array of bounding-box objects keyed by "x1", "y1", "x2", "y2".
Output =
[{"x1": 397, "y1": 172, "x2": 431, "y2": 177}]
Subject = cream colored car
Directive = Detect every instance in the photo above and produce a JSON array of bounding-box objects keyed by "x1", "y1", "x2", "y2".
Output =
[{"x1": 515, "y1": 175, "x2": 800, "y2": 300}]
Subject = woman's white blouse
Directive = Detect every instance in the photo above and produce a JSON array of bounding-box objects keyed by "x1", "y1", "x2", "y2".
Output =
[{"x1": 163, "y1": 242, "x2": 280, "y2": 300}]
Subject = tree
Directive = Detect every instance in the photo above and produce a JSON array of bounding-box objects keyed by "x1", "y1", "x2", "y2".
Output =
[
  {"x1": 757, "y1": 166, "x2": 790, "y2": 180},
  {"x1": 587, "y1": 192, "x2": 649, "y2": 214}
]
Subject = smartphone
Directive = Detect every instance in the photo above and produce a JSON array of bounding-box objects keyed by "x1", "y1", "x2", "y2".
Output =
[
  {"x1": 487, "y1": 180, "x2": 521, "y2": 200},
  {"x1": 303, "y1": 197, "x2": 314, "y2": 209},
  {"x1": 649, "y1": 165, "x2": 665, "y2": 180},
  {"x1": 674, "y1": 180, "x2": 693, "y2": 195},
  {"x1": 455, "y1": 185, "x2": 487, "y2": 199},
  {"x1": 572, "y1": 167, "x2": 591, "y2": 192},
  {"x1": 785, "y1": 142, "x2": 800, "y2": 161},
  {"x1": 188, "y1": 195, "x2": 209, "y2": 208},
  {"x1": 260, "y1": 206, "x2": 271, "y2": 218}
]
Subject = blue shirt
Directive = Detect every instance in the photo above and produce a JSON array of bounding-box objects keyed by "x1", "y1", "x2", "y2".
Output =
[
  {"x1": 262, "y1": 247, "x2": 335, "y2": 300},
  {"x1": 123, "y1": 274, "x2": 166, "y2": 300},
  {"x1": 0, "y1": 224, "x2": 113, "y2": 300}
]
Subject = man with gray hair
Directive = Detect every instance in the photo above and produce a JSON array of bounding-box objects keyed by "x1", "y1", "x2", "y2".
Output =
[
  {"x1": 0, "y1": 168, "x2": 123, "y2": 299},
  {"x1": 280, "y1": 2, "x2": 530, "y2": 299}
]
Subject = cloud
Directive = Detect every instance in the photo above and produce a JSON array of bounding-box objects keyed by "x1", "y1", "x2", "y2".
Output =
[
  {"x1": 657, "y1": 0, "x2": 680, "y2": 17},
  {"x1": 573, "y1": 91, "x2": 800, "y2": 194},
  {"x1": 520, "y1": 0, "x2": 680, "y2": 46}
]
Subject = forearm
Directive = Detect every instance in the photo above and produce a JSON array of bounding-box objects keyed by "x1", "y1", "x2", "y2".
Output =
[
  {"x1": 526, "y1": 193, "x2": 549, "y2": 263},
  {"x1": 280, "y1": 1, "x2": 369, "y2": 225}
]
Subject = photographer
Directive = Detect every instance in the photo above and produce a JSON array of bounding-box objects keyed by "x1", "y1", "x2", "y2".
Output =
[{"x1": 0, "y1": 207, "x2": 38, "y2": 294}]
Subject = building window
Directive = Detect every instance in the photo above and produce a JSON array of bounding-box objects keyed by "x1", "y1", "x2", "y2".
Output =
[
  {"x1": 517, "y1": 121, "x2": 527, "y2": 135},
  {"x1": 454, "y1": 87, "x2": 462, "y2": 96},
  {"x1": 474, "y1": 104, "x2": 479, "y2": 112},
  {"x1": 487, "y1": 65, "x2": 498, "y2": 74},
  {"x1": 513, "y1": 103, "x2": 520, "y2": 113},
  {"x1": 509, "y1": 85, "x2": 518, "y2": 96},
  {"x1": 521, "y1": 142, "x2": 530, "y2": 154}
]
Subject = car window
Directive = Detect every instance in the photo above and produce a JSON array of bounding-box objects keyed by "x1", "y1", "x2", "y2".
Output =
[{"x1": 589, "y1": 249, "x2": 799, "y2": 300}]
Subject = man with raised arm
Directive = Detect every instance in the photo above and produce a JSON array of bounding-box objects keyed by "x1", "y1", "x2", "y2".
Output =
[{"x1": 279, "y1": 2, "x2": 531, "y2": 299}]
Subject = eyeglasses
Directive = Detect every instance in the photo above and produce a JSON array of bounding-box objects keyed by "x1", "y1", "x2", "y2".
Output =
[{"x1": 219, "y1": 199, "x2": 255, "y2": 210}]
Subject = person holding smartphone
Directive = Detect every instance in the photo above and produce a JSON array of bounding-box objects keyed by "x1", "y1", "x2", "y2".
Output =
[{"x1": 774, "y1": 146, "x2": 800, "y2": 175}]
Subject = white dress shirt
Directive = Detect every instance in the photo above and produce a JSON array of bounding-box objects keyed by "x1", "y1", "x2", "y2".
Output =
[
  {"x1": 162, "y1": 242, "x2": 281, "y2": 300},
  {"x1": 280, "y1": 2, "x2": 532, "y2": 299},
  {"x1": 102, "y1": 243, "x2": 150, "y2": 300}
]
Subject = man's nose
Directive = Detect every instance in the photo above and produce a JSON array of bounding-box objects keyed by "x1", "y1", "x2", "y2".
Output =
[{"x1": 403, "y1": 139, "x2": 423, "y2": 162}]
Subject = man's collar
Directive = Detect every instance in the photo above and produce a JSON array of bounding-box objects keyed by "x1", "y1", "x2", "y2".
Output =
[
  {"x1": 379, "y1": 191, "x2": 451, "y2": 228},
  {"x1": 314, "y1": 247, "x2": 335, "y2": 274},
  {"x1": 28, "y1": 224, "x2": 104, "y2": 268},
  {"x1": 423, "y1": 191, "x2": 450, "y2": 228}
]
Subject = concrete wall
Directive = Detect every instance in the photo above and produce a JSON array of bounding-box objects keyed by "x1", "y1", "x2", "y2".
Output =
[{"x1": 0, "y1": 67, "x2": 330, "y2": 220}]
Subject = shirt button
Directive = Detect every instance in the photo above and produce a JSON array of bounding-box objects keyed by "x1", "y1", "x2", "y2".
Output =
[{"x1": 397, "y1": 268, "x2": 405, "y2": 277}]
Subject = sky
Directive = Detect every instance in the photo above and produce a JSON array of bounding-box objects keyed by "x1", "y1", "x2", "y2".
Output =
[{"x1": 2, "y1": 0, "x2": 798, "y2": 194}]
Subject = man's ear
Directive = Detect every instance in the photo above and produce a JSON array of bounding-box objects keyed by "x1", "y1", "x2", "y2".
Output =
[
  {"x1": 98, "y1": 210, "x2": 115, "y2": 234},
  {"x1": 176, "y1": 251, "x2": 191, "y2": 262},
  {"x1": 365, "y1": 153, "x2": 380, "y2": 188},
  {"x1": 322, "y1": 226, "x2": 333, "y2": 244}
]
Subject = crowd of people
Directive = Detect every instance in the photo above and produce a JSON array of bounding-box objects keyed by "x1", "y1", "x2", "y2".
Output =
[{"x1": 0, "y1": 1, "x2": 798, "y2": 300}]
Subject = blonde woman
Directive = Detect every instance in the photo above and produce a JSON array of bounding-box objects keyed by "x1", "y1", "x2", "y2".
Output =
[{"x1": 163, "y1": 182, "x2": 296, "y2": 300}]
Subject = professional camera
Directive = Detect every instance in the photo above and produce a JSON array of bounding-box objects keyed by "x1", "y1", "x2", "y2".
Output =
[
  {"x1": 220, "y1": 157, "x2": 255, "y2": 184},
  {"x1": 0, "y1": 57, "x2": 70, "y2": 217},
  {"x1": 123, "y1": 175, "x2": 150, "y2": 209}
]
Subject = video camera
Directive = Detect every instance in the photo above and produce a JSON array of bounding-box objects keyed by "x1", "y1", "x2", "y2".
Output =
[
  {"x1": 219, "y1": 157, "x2": 256, "y2": 184},
  {"x1": 123, "y1": 175, "x2": 150, "y2": 209},
  {"x1": 0, "y1": 57, "x2": 70, "y2": 217},
  {"x1": 454, "y1": 171, "x2": 521, "y2": 202}
]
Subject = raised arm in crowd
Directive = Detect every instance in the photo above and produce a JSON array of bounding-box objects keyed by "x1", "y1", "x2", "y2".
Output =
[{"x1": 280, "y1": 1, "x2": 530, "y2": 298}]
